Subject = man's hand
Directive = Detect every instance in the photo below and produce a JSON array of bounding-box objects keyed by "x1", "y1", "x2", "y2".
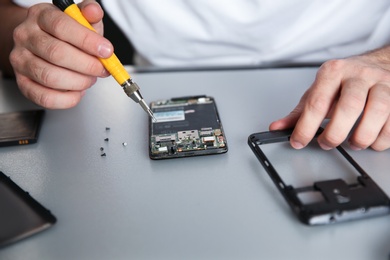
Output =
[
  {"x1": 9, "y1": 1, "x2": 113, "y2": 109},
  {"x1": 270, "y1": 49, "x2": 390, "y2": 151}
]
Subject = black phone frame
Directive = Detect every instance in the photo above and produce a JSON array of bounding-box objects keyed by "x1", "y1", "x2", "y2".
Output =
[{"x1": 248, "y1": 128, "x2": 390, "y2": 225}]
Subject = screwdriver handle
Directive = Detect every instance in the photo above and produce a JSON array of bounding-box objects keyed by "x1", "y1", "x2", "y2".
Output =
[{"x1": 52, "y1": 0, "x2": 131, "y2": 86}]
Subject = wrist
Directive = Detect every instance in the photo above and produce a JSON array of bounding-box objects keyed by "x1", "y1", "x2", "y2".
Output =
[{"x1": 361, "y1": 45, "x2": 390, "y2": 70}]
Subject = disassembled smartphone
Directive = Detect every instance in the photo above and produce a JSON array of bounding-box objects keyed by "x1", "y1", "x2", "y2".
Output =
[
  {"x1": 248, "y1": 128, "x2": 390, "y2": 225},
  {"x1": 149, "y1": 95, "x2": 228, "y2": 159}
]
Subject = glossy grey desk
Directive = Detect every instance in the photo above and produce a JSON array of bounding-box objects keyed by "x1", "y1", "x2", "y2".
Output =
[{"x1": 0, "y1": 67, "x2": 389, "y2": 260}]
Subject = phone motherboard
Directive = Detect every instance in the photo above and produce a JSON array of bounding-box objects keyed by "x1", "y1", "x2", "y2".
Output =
[{"x1": 149, "y1": 96, "x2": 227, "y2": 159}]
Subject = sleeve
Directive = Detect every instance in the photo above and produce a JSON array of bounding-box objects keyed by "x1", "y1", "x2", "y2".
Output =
[
  {"x1": 13, "y1": 0, "x2": 51, "y2": 7},
  {"x1": 13, "y1": 0, "x2": 82, "y2": 8}
]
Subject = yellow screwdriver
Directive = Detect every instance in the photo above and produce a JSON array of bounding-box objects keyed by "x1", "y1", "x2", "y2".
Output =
[{"x1": 52, "y1": 0, "x2": 156, "y2": 121}]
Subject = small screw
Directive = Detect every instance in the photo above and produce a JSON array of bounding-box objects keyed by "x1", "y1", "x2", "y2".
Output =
[
  {"x1": 122, "y1": 142, "x2": 127, "y2": 146},
  {"x1": 100, "y1": 147, "x2": 104, "y2": 151},
  {"x1": 106, "y1": 127, "x2": 110, "y2": 131},
  {"x1": 104, "y1": 138, "x2": 109, "y2": 142},
  {"x1": 101, "y1": 153, "x2": 106, "y2": 157}
]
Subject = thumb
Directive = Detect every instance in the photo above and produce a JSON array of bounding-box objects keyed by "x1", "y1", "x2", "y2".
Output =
[{"x1": 78, "y1": 0, "x2": 104, "y2": 35}]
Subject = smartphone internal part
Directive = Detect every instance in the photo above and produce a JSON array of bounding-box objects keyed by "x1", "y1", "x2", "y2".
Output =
[
  {"x1": 149, "y1": 96, "x2": 227, "y2": 159},
  {"x1": 248, "y1": 128, "x2": 390, "y2": 225},
  {"x1": 151, "y1": 128, "x2": 225, "y2": 155}
]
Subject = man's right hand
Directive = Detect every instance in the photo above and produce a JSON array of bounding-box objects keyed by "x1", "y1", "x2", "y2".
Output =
[{"x1": 9, "y1": 1, "x2": 113, "y2": 109}]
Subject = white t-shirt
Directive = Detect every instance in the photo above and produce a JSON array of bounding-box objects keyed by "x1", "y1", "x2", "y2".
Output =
[{"x1": 13, "y1": 0, "x2": 390, "y2": 67}]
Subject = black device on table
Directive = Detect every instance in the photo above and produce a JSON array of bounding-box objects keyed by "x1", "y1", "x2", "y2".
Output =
[{"x1": 149, "y1": 95, "x2": 228, "y2": 160}]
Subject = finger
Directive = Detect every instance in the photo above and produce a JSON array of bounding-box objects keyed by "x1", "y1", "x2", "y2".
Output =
[
  {"x1": 371, "y1": 116, "x2": 390, "y2": 151},
  {"x1": 317, "y1": 78, "x2": 368, "y2": 150},
  {"x1": 38, "y1": 4, "x2": 113, "y2": 58},
  {"x1": 21, "y1": 28, "x2": 107, "y2": 77},
  {"x1": 78, "y1": 0, "x2": 104, "y2": 34},
  {"x1": 78, "y1": 0, "x2": 104, "y2": 24},
  {"x1": 290, "y1": 60, "x2": 343, "y2": 149},
  {"x1": 11, "y1": 49, "x2": 97, "y2": 92},
  {"x1": 349, "y1": 83, "x2": 390, "y2": 150},
  {"x1": 16, "y1": 74, "x2": 87, "y2": 109}
]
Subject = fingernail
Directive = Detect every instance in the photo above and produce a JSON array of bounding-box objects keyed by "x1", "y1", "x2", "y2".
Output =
[
  {"x1": 318, "y1": 142, "x2": 333, "y2": 150},
  {"x1": 80, "y1": 90, "x2": 86, "y2": 97},
  {"x1": 102, "y1": 68, "x2": 110, "y2": 77},
  {"x1": 291, "y1": 140, "x2": 304, "y2": 149},
  {"x1": 349, "y1": 143, "x2": 362, "y2": 151},
  {"x1": 98, "y1": 43, "x2": 112, "y2": 58}
]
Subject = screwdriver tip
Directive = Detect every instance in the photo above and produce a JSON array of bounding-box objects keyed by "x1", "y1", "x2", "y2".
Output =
[
  {"x1": 139, "y1": 99, "x2": 157, "y2": 122},
  {"x1": 146, "y1": 107, "x2": 157, "y2": 122}
]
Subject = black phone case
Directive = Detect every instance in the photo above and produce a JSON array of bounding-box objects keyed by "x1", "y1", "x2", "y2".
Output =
[
  {"x1": 248, "y1": 128, "x2": 390, "y2": 225},
  {"x1": 0, "y1": 171, "x2": 56, "y2": 247}
]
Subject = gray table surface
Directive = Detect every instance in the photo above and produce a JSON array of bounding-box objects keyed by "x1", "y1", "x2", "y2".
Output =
[{"x1": 0, "y1": 67, "x2": 389, "y2": 260}]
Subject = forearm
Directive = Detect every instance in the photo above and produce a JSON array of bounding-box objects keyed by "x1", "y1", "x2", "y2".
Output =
[{"x1": 0, "y1": 1, "x2": 28, "y2": 77}]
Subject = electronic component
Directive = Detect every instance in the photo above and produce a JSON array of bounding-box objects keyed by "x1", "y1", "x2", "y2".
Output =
[
  {"x1": 149, "y1": 95, "x2": 227, "y2": 159},
  {"x1": 248, "y1": 128, "x2": 390, "y2": 225},
  {"x1": 0, "y1": 110, "x2": 44, "y2": 147}
]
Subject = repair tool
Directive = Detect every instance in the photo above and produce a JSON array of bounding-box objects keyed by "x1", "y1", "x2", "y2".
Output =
[{"x1": 52, "y1": 0, "x2": 156, "y2": 121}]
